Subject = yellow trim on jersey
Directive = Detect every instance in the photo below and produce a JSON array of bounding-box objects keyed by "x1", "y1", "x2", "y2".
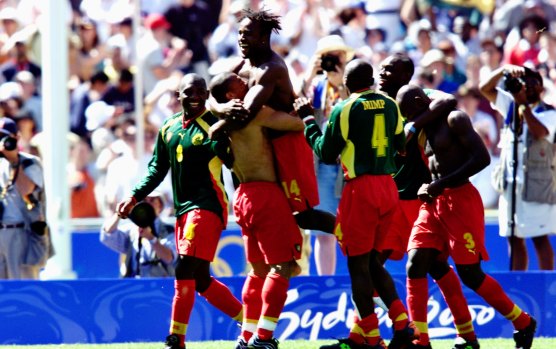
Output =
[
  {"x1": 208, "y1": 156, "x2": 229, "y2": 214},
  {"x1": 379, "y1": 93, "x2": 404, "y2": 135},
  {"x1": 339, "y1": 94, "x2": 359, "y2": 179},
  {"x1": 195, "y1": 111, "x2": 212, "y2": 133}
]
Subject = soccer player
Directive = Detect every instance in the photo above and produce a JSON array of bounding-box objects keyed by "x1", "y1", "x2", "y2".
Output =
[
  {"x1": 116, "y1": 74, "x2": 242, "y2": 349},
  {"x1": 299, "y1": 59, "x2": 415, "y2": 349},
  {"x1": 378, "y1": 53, "x2": 480, "y2": 349},
  {"x1": 208, "y1": 8, "x2": 336, "y2": 236},
  {"x1": 397, "y1": 85, "x2": 537, "y2": 349},
  {"x1": 210, "y1": 71, "x2": 305, "y2": 349}
]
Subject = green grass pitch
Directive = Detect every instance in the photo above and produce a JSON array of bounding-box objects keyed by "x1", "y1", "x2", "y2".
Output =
[{"x1": 1, "y1": 338, "x2": 555, "y2": 349}]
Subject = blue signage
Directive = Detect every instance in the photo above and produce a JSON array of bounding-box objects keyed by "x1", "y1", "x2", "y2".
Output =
[{"x1": 0, "y1": 273, "x2": 554, "y2": 344}]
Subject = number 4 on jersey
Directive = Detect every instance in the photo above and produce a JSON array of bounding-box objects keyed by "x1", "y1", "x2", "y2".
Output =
[{"x1": 372, "y1": 113, "x2": 388, "y2": 157}]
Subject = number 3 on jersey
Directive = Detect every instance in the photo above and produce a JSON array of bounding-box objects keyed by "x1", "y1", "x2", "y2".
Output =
[
  {"x1": 372, "y1": 113, "x2": 388, "y2": 157},
  {"x1": 282, "y1": 180, "x2": 300, "y2": 199}
]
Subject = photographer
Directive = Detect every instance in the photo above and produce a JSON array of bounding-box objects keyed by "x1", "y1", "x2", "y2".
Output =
[
  {"x1": 100, "y1": 191, "x2": 176, "y2": 278},
  {"x1": 480, "y1": 64, "x2": 556, "y2": 271},
  {"x1": 296, "y1": 35, "x2": 354, "y2": 276},
  {"x1": 0, "y1": 117, "x2": 47, "y2": 279}
]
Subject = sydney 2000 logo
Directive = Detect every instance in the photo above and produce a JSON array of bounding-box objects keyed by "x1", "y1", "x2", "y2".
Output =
[{"x1": 277, "y1": 278, "x2": 497, "y2": 340}]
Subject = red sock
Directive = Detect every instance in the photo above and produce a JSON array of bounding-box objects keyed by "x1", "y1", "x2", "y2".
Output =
[
  {"x1": 356, "y1": 313, "x2": 381, "y2": 346},
  {"x1": 475, "y1": 275, "x2": 530, "y2": 329},
  {"x1": 241, "y1": 272, "x2": 264, "y2": 341},
  {"x1": 435, "y1": 268, "x2": 476, "y2": 341},
  {"x1": 170, "y1": 280, "x2": 196, "y2": 346},
  {"x1": 257, "y1": 272, "x2": 289, "y2": 340},
  {"x1": 407, "y1": 277, "x2": 429, "y2": 345},
  {"x1": 388, "y1": 299, "x2": 409, "y2": 331},
  {"x1": 200, "y1": 277, "x2": 242, "y2": 320}
]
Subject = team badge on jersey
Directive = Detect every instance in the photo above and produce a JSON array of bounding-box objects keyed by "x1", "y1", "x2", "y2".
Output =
[{"x1": 192, "y1": 133, "x2": 204, "y2": 146}]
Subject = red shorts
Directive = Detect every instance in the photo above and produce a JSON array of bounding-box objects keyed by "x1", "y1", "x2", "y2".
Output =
[
  {"x1": 336, "y1": 175, "x2": 398, "y2": 256},
  {"x1": 408, "y1": 183, "x2": 489, "y2": 264},
  {"x1": 381, "y1": 199, "x2": 422, "y2": 260},
  {"x1": 272, "y1": 131, "x2": 319, "y2": 213},
  {"x1": 233, "y1": 181, "x2": 302, "y2": 265},
  {"x1": 175, "y1": 209, "x2": 224, "y2": 262}
]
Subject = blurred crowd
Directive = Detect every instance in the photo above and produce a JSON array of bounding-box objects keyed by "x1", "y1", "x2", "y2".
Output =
[{"x1": 0, "y1": 0, "x2": 555, "y2": 221}]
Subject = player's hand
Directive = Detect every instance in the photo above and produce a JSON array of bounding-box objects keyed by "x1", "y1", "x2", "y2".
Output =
[
  {"x1": 220, "y1": 99, "x2": 248, "y2": 122},
  {"x1": 208, "y1": 119, "x2": 230, "y2": 140},
  {"x1": 427, "y1": 180, "x2": 445, "y2": 198},
  {"x1": 116, "y1": 197, "x2": 136, "y2": 218},
  {"x1": 293, "y1": 97, "x2": 314, "y2": 119},
  {"x1": 417, "y1": 184, "x2": 435, "y2": 203}
]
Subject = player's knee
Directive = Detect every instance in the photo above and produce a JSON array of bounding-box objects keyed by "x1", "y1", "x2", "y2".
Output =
[
  {"x1": 456, "y1": 263, "x2": 485, "y2": 291},
  {"x1": 429, "y1": 261, "x2": 451, "y2": 280},
  {"x1": 406, "y1": 250, "x2": 430, "y2": 279},
  {"x1": 195, "y1": 272, "x2": 212, "y2": 293},
  {"x1": 175, "y1": 256, "x2": 196, "y2": 280},
  {"x1": 270, "y1": 262, "x2": 292, "y2": 279}
]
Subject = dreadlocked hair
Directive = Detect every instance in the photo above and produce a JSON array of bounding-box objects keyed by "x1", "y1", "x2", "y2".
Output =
[{"x1": 240, "y1": 8, "x2": 282, "y2": 36}]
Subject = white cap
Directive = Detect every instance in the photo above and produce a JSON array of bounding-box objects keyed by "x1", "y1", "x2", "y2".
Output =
[
  {"x1": 85, "y1": 101, "x2": 116, "y2": 130},
  {"x1": 420, "y1": 49, "x2": 445, "y2": 67},
  {"x1": 0, "y1": 81, "x2": 23, "y2": 101},
  {"x1": 0, "y1": 7, "x2": 19, "y2": 23}
]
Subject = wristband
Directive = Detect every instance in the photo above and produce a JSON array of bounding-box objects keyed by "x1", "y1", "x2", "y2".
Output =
[
  {"x1": 518, "y1": 104, "x2": 528, "y2": 114},
  {"x1": 303, "y1": 115, "x2": 316, "y2": 123}
]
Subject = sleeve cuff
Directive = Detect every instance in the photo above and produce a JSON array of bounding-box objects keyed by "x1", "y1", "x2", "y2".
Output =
[{"x1": 303, "y1": 115, "x2": 316, "y2": 124}]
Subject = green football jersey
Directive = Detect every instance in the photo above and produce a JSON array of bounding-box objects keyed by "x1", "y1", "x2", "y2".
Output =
[
  {"x1": 305, "y1": 89, "x2": 405, "y2": 179},
  {"x1": 132, "y1": 110, "x2": 232, "y2": 221}
]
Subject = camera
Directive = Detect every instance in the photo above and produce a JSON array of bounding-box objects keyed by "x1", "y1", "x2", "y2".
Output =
[
  {"x1": 503, "y1": 71, "x2": 525, "y2": 94},
  {"x1": 0, "y1": 135, "x2": 17, "y2": 151},
  {"x1": 321, "y1": 54, "x2": 340, "y2": 72}
]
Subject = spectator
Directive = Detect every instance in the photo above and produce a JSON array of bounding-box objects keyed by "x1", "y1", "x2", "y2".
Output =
[
  {"x1": 364, "y1": 0, "x2": 406, "y2": 48},
  {"x1": 297, "y1": 34, "x2": 354, "y2": 276},
  {"x1": 164, "y1": 0, "x2": 214, "y2": 81},
  {"x1": 0, "y1": 80, "x2": 23, "y2": 118},
  {"x1": 457, "y1": 86, "x2": 498, "y2": 151},
  {"x1": 0, "y1": 117, "x2": 47, "y2": 279},
  {"x1": 479, "y1": 36, "x2": 504, "y2": 81},
  {"x1": 419, "y1": 48, "x2": 459, "y2": 93},
  {"x1": 280, "y1": 0, "x2": 332, "y2": 71},
  {"x1": 506, "y1": 14, "x2": 548, "y2": 67},
  {"x1": 72, "y1": 16, "x2": 107, "y2": 83},
  {"x1": 437, "y1": 38, "x2": 467, "y2": 86},
  {"x1": 0, "y1": 7, "x2": 21, "y2": 65},
  {"x1": 0, "y1": 40, "x2": 41, "y2": 83},
  {"x1": 12, "y1": 109, "x2": 36, "y2": 154},
  {"x1": 100, "y1": 191, "x2": 176, "y2": 278},
  {"x1": 480, "y1": 64, "x2": 556, "y2": 271},
  {"x1": 14, "y1": 70, "x2": 41, "y2": 131},
  {"x1": 70, "y1": 70, "x2": 111, "y2": 138},
  {"x1": 68, "y1": 135, "x2": 100, "y2": 219},
  {"x1": 101, "y1": 68, "x2": 135, "y2": 113},
  {"x1": 137, "y1": 13, "x2": 191, "y2": 95}
]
